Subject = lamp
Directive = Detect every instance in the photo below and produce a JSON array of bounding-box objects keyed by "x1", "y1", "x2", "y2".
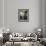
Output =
[
  {"x1": 6, "y1": 28, "x2": 10, "y2": 33},
  {"x1": 0, "y1": 34, "x2": 3, "y2": 38},
  {"x1": 37, "y1": 28, "x2": 41, "y2": 31},
  {"x1": 6, "y1": 28, "x2": 10, "y2": 32}
]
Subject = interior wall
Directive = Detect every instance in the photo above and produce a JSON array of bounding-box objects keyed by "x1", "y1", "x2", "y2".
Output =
[
  {"x1": 0, "y1": 0, "x2": 3, "y2": 33},
  {"x1": 4, "y1": 0, "x2": 42, "y2": 32},
  {"x1": 0, "y1": 0, "x2": 3, "y2": 27},
  {"x1": 45, "y1": 0, "x2": 46, "y2": 25},
  {"x1": 42, "y1": 0, "x2": 46, "y2": 37}
]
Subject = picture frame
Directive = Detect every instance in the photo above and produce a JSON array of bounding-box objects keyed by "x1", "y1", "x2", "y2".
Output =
[{"x1": 18, "y1": 9, "x2": 29, "y2": 22}]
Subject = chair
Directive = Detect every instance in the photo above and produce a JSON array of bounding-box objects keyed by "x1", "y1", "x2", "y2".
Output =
[{"x1": 3, "y1": 33, "x2": 10, "y2": 44}]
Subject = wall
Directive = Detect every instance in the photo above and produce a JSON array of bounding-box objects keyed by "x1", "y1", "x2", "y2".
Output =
[
  {"x1": 42, "y1": 0, "x2": 46, "y2": 37},
  {"x1": 4, "y1": 0, "x2": 42, "y2": 32},
  {"x1": 0, "y1": 0, "x2": 3, "y2": 33},
  {"x1": 0, "y1": 0, "x2": 3, "y2": 28}
]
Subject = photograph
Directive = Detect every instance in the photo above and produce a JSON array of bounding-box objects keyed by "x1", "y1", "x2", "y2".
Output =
[{"x1": 18, "y1": 9, "x2": 29, "y2": 22}]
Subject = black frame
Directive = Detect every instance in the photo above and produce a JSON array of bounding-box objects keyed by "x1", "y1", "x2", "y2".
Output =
[{"x1": 18, "y1": 9, "x2": 29, "y2": 22}]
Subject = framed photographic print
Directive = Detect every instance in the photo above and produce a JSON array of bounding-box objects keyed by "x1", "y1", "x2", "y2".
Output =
[{"x1": 18, "y1": 9, "x2": 29, "y2": 22}]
